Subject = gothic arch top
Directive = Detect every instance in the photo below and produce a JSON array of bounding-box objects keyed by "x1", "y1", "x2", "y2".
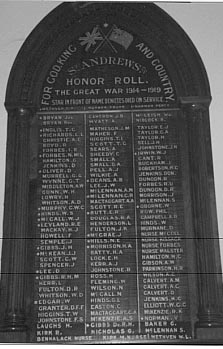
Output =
[{"x1": 5, "y1": 2, "x2": 211, "y2": 110}]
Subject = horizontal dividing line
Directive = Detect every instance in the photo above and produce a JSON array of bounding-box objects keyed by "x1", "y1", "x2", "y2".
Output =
[
  {"x1": 0, "y1": 237, "x2": 222, "y2": 240},
  {"x1": 1, "y1": 272, "x2": 223, "y2": 275},
  {"x1": 37, "y1": 108, "x2": 180, "y2": 115}
]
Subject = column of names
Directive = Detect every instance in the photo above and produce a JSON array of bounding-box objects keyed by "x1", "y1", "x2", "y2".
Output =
[
  {"x1": 134, "y1": 110, "x2": 191, "y2": 340},
  {"x1": 34, "y1": 113, "x2": 86, "y2": 342},
  {"x1": 85, "y1": 112, "x2": 139, "y2": 339}
]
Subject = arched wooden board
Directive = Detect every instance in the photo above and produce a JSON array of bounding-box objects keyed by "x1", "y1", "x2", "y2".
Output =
[{"x1": 0, "y1": 2, "x2": 222, "y2": 344}]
